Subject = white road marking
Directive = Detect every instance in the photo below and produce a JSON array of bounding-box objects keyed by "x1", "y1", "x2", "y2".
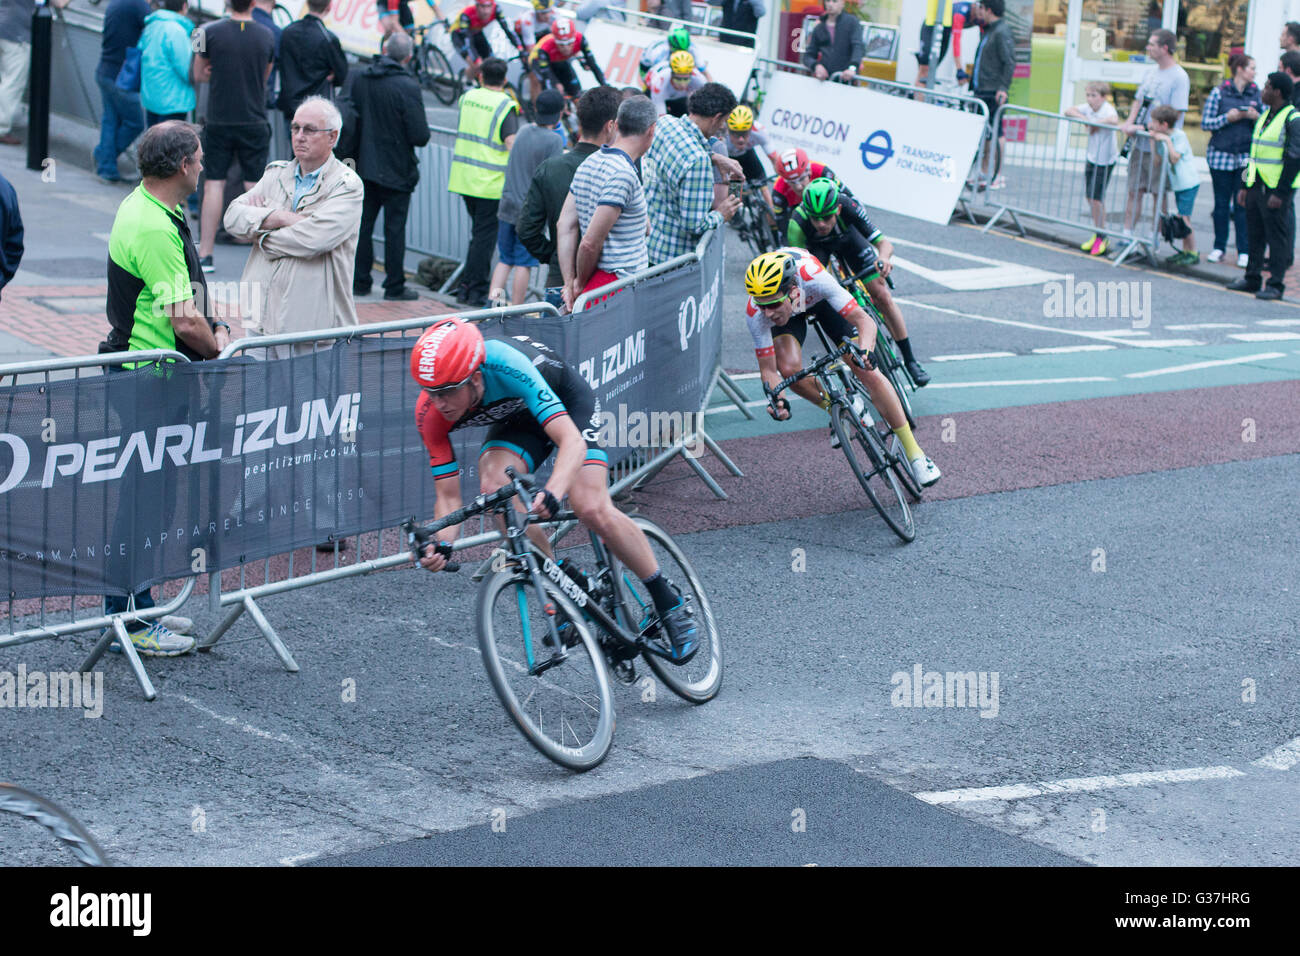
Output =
[
  {"x1": 886, "y1": 240, "x2": 1067, "y2": 291},
  {"x1": 1165, "y1": 323, "x2": 1244, "y2": 330},
  {"x1": 1228, "y1": 331, "x2": 1300, "y2": 342},
  {"x1": 279, "y1": 851, "x2": 322, "y2": 866},
  {"x1": 1255, "y1": 319, "x2": 1300, "y2": 327},
  {"x1": 1093, "y1": 329, "x2": 1149, "y2": 337},
  {"x1": 170, "y1": 693, "x2": 295, "y2": 744},
  {"x1": 929, "y1": 351, "x2": 1016, "y2": 362},
  {"x1": 1031, "y1": 344, "x2": 1116, "y2": 354},
  {"x1": 927, "y1": 376, "x2": 1114, "y2": 388},
  {"x1": 1124, "y1": 352, "x2": 1287, "y2": 378},
  {"x1": 1124, "y1": 339, "x2": 1206, "y2": 348},
  {"x1": 1252, "y1": 737, "x2": 1300, "y2": 771},
  {"x1": 704, "y1": 399, "x2": 772, "y2": 416},
  {"x1": 895, "y1": 298, "x2": 1164, "y2": 348},
  {"x1": 915, "y1": 766, "x2": 1246, "y2": 805}
]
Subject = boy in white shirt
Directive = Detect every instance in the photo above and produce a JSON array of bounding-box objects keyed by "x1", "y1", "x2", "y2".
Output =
[{"x1": 1065, "y1": 81, "x2": 1120, "y2": 256}]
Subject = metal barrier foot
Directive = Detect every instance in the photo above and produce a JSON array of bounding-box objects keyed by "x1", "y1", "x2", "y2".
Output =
[
  {"x1": 715, "y1": 370, "x2": 755, "y2": 419},
  {"x1": 680, "y1": 448, "x2": 729, "y2": 500},
  {"x1": 697, "y1": 429, "x2": 744, "y2": 478},
  {"x1": 93, "y1": 618, "x2": 158, "y2": 702},
  {"x1": 243, "y1": 596, "x2": 299, "y2": 673},
  {"x1": 196, "y1": 602, "x2": 246, "y2": 653}
]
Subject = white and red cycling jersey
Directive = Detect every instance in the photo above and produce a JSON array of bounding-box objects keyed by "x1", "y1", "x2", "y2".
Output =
[
  {"x1": 514, "y1": 10, "x2": 553, "y2": 48},
  {"x1": 744, "y1": 248, "x2": 857, "y2": 358}
]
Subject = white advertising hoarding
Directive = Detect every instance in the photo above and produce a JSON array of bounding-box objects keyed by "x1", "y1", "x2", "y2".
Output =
[
  {"x1": 584, "y1": 20, "x2": 755, "y2": 93},
  {"x1": 759, "y1": 73, "x2": 984, "y2": 224}
]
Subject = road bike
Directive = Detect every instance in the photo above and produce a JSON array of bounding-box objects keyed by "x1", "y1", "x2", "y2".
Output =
[
  {"x1": 0, "y1": 783, "x2": 110, "y2": 866},
  {"x1": 732, "y1": 176, "x2": 781, "y2": 259},
  {"x1": 404, "y1": 470, "x2": 722, "y2": 771},
  {"x1": 765, "y1": 327, "x2": 917, "y2": 542},
  {"x1": 413, "y1": 20, "x2": 463, "y2": 105},
  {"x1": 830, "y1": 258, "x2": 918, "y2": 432}
]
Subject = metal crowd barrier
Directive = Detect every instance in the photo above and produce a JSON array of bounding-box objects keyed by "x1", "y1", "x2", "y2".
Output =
[
  {"x1": 972, "y1": 104, "x2": 1169, "y2": 267},
  {"x1": 397, "y1": 125, "x2": 473, "y2": 287},
  {"x1": 0, "y1": 350, "x2": 200, "y2": 702}
]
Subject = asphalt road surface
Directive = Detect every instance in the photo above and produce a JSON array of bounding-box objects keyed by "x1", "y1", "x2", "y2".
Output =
[{"x1": 3, "y1": 174, "x2": 1298, "y2": 867}]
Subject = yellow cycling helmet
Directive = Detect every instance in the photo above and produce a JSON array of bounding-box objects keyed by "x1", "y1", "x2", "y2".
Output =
[
  {"x1": 669, "y1": 50, "x2": 695, "y2": 76},
  {"x1": 745, "y1": 252, "x2": 797, "y2": 301},
  {"x1": 727, "y1": 105, "x2": 754, "y2": 132}
]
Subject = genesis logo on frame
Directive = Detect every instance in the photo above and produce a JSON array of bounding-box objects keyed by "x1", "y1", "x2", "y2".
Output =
[{"x1": 859, "y1": 130, "x2": 894, "y2": 170}]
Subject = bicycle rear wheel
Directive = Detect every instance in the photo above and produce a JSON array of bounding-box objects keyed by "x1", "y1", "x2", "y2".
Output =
[
  {"x1": 477, "y1": 571, "x2": 615, "y2": 771},
  {"x1": 421, "y1": 43, "x2": 461, "y2": 104},
  {"x1": 610, "y1": 517, "x2": 723, "y2": 705},
  {"x1": 831, "y1": 403, "x2": 915, "y2": 542}
]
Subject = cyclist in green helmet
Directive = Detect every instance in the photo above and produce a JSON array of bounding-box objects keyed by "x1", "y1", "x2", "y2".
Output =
[
  {"x1": 639, "y1": 22, "x2": 713, "y2": 84},
  {"x1": 787, "y1": 177, "x2": 931, "y2": 386}
]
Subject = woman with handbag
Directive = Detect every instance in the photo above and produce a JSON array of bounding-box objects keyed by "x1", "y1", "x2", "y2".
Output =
[
  {"x1": 1201, "y1": 53, "x2": 1263, "y2": 267},
  {"x1": 140, "y1": 0, "x2": 198, "y2": 127},
  {"x1": 94, "y1": 0, "x2": 150, "y2": 182}
]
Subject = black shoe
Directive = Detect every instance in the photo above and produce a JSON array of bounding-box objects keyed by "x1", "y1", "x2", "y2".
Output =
[
  {"x1": 199, "y1": 255, "x2": 214, "y2": 274},
  {"x1": 905, "y1": 360, "x2": 931, "y2": 387},
  {"x1": 383, "y1": 288, "x2": 419, "y2": 302},
  {"x1": 658, "y1": 585, "x2": 699, "y2": 665},
  {"x1": 353, "y1": 283, "x2": 372, "y2": 296},
  {"x1": 1255, "y1": 286, "x2": 1283, "y2": 301},
  {"x1": 1226, "y1": 278, "x2": 1261, "y2": 293}
]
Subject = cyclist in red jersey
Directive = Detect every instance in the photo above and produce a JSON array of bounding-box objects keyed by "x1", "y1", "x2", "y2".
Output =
[
  {"x1": 453, "y1": 0, "x2": 524, "y2": 83},
  {"x1": 526, "y1": 18, "x2": 605, "y2": 103}
]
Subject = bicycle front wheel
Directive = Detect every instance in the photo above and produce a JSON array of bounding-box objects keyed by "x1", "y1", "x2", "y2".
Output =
[
  {"x1": 831, "y1": 403, "x2": 915, "y2": 542},
  {"x1": 477, "y1": 571, "x2": 615, "y2": 771},
  {"x1": 422, "y1": 44, "x2": 461, "y2": 104},
  {"x1": 611, "y1": 517, "x2": 723, "y2": 704}
]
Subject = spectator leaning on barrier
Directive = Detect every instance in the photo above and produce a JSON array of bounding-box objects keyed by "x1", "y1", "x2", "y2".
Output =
[
  {"x1": 140, "y1": 0, "x2": 197, "y2": 127},
  {"x1": 803, "y1": 0, "x2": 863, "y2": 83},
  {"x1": 224, "y1": 96, "x2": 363, "y2": 353},
  {"x1": 278, "y1": 0, "x2": 348, "y2": 132},
  {"x1": 970, "y1": 0, "x2": 1014, "y2": 187},
  {"x1": 1228, "y1": 73, "x2": 1300, "y2": 302},
  {"x1": 1121, "y1": 28, "x2": 1189, "y2": 235},
  {"x1": 94, "y1": 0, "x2": 150, "y2": 183},
  {"x1": 1064, "y1": 81, "x2": 1119, "y2": 258},
  {"x1": 716, "y1": 0, "x2": 765, "y2": 49},
  {"x1": 350, "y1": 31, "x2": 431, "y2": 302},
  {"x1": 448, "y1": 56, "x2": 519, "y2": 308},
  {"x1": 556, "y1": 94, "x2": 656, "y2": 308},
  {"x1": 516, "y1": 85, "x2": 621, "y2": 304},
  {"x1": 194, "y1": 0, "x2": 277, "y2": 272},
  {"x1": 493, "y1": 89, "x2": 566, "y2": 306},
  {"x1": 1148, "y1": 104, "x2": 1199, "y2": 267},
  {"x1": 0, "y1": 170, "x2": 22, "y2": 303},
  {"x1": 645, "y1": 83, "x2": 740, "y2": 266},
  {"x1": 1202, "y1": 54, "x2": 1261, "y2": 267},
  {"x1": 102, "y1": 122, "x2": 227, "y2": 656}
]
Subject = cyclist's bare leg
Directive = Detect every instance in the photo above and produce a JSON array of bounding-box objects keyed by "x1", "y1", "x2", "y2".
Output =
[
  {"x1": 866, "y1": 275, "x2": 908, "y2": 340},
  {"x1": 527, "y1": 69, "x2": 542, "y2": 104},
  {"x1": 774, "y1": 335, "x2": 826, "y2": 406},
  {"x1": 566, "y1": 462, "x2": 659, "y2": 579},
  {"x1": 479, "y1": 447, "x2": 554, "y2": 557}
]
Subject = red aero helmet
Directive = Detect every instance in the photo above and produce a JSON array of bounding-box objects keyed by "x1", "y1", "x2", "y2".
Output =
[
  {"x1": 410, "y1": 318, "x2": 485, "y2": 389},
  {"x1": 552, "y1": 17, "x2": 576, "y2": 43},
  {"x1": 776, "y1": 148, "x2": 810, "y2": 181}
]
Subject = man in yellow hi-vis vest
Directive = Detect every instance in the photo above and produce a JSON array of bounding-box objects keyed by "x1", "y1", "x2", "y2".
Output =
[
  {"x1": 448, "y1": 56, "x2": 519, "y2": 307},
  {"x1": 1228, "y1": 73, "x2": 1300, "y2": 300}
]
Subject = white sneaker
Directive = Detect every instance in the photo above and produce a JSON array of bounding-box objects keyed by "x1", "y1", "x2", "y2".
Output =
[
  {"x1": 1237, "y1": 253, "x2": 1249, "y2": 268},
  {"x1": 160, "y1": 615, "x2": 193, "y2": 634},
  {"x1": 909, "y1": 455, "x2": 942, "y2": 487},
  {"x1": 1207, "y1": 249, "x2": 1224, "y2": 263},
  {"x1": 108, "y1": 621, "x2": 195, "y2": 657}
]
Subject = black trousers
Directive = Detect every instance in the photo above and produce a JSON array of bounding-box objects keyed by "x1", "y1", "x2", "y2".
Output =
[
  {"x1": 1243, "y1": 183, "x2": 1296, "y2": 290},
  {"x1": 355, "y1": 180, "x2": 413, "y2": 294},
  {"x1": 460, "y1": 194, "x2": 499, "y2": 301}
]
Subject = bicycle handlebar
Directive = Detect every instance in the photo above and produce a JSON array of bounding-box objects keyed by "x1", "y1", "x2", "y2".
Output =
[
  {"x1": 403, "y1": 469, "x2": 547, "y2": 572},
  {"x1": 764, "y1": 339, "x2": 864, "y2": 406},
  {"x1": 837, "y1": 262, "x2": 895, "y2": 291}
]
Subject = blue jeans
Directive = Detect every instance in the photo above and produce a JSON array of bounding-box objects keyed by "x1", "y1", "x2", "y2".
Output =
[
  {"x1": 94, "y1": 73, "x2": 145, "y2": 180},
  {"x1": 1209, "y1": 166, "x2": 1249, "y2": 256}
]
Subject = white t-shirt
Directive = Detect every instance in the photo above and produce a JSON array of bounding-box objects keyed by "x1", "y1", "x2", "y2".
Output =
[
  {"x1": 1076, "y1": 100, "x2": 1119, "y2": 165},
  {"x1": 744, "y1": 248, "x2": 856, "y2": 357}
]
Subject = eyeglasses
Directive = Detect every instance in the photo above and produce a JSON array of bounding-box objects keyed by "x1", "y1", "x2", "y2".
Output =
[
  {"x1": 754, "y1": 295, "x2": 789, "y2": 312},
  {"x1": 290, "y1": 124, "x2": 335, "y2": 137},
  {"x1": 422, "y1": 376, "x2": 474, "y2": 398}
]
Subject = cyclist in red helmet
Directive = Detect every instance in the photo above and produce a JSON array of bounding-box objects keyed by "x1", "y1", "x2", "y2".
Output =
[
  {"x1": 526, "y1": 17, "x2": 606, "y2": 104},
  {"x1": 453, "y1": 0, "x2": 525, "y2": 84},
  {"x1": 769, "y1": 148, "x2": 838, "y2": 232},
  {"x1": 410, "y1": 318, "x2": 702, "y2": 662}
]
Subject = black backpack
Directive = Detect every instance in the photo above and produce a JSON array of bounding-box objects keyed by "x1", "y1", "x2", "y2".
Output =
[{"x1": 333, "y1": 75, "x2": 361, "y2": 162}]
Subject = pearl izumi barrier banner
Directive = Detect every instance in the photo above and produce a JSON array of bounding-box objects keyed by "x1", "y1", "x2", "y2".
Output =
[
  {"x1": 0, "y1": 237, "x2": 723, "y2": 601},
  {"x1": 759, "y1": 72, "x2": 986, "y2": 224}
]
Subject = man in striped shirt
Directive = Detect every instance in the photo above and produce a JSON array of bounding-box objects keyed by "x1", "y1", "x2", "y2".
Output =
[{"x1": 556, "y1": 95, "x2": 657, "y2": 309}]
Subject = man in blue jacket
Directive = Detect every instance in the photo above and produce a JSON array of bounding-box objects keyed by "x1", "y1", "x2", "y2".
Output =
[
  {"x1": 95, "y1": 0, "x2": 151, "y2": 182},
  {"x1": 0, "y1": 170, "x2": 22, "y2": 302}
]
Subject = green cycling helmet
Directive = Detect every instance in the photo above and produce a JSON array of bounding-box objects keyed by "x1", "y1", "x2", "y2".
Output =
[
  {"x1": 800, "y1": 177, "x2": 841, "y2": 218},
  {"x1": 667, "y1": 25, "x2": 691, "y2": 52}
]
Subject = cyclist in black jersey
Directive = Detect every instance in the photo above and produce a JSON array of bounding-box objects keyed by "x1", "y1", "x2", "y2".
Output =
[
  {"x1": 410, "y1": 318, "x2": 701, "y2": 662},
  {"x1": 787, "y1": 178, "x2": 931, "y2": 386}
]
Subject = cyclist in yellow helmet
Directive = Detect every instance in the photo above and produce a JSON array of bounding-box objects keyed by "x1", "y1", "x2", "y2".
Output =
[
  {"x1": 646, "y1": 50, "x2": 705, "y2": 117},
  {"x1": 742, "y1": 249, "x2": 941, "y2": 486},
  {"x1": 708, "y1": 104, "x2": 777, "y2": 231}
]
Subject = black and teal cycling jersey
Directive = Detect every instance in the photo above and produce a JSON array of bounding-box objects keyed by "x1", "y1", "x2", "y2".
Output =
[{"x1": 416, "y1": 334, "x2": 606, "y2": 479}]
